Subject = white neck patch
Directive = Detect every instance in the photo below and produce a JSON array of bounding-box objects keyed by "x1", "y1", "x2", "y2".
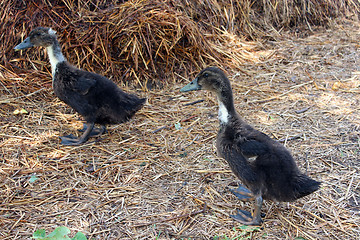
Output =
[
  {"x1": 48, "y1": 28, "x2": 57, "y2": 36},
  {"x1": 46, "y1": 46, "x2": 65, "y2": 77},
  {"x1": 218, "y1": 100, "x2": 229, "y2": 124}
]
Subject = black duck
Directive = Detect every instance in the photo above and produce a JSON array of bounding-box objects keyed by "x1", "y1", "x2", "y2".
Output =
[
  {"x1": 181, "y1": 67, "x2": 320, "y2": 225},
  {"x1": 14, "y1": 27, "x2": 145, "y2": 145}
]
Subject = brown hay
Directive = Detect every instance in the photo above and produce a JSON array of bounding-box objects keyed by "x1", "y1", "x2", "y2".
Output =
[
  {"x1": 1, "y1": 0, "x2": 254, "y2": 89},
  {"x1": 1, "y1": 0, "x2": 359, "y2": 89},
  {"x1": 171, "y1": 0, "x2": 360, "y2": 39}
]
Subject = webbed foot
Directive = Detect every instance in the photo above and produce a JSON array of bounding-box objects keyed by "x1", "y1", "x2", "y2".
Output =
[
  {"x1": 230, "y1": 209, "x2": 263, "y2": 226},
  {"x1": 230, "y1": 184, "x2": 254, "y2": 201},
  {"x1": 60, "y1": 122, "x2": 95, "y2": 146},
  {"x1": 59, "y1": 134, "x2": 86, "y2": 146},
  {"x1": 78, "y1": 123, "x2": 106, "y2": 137}
]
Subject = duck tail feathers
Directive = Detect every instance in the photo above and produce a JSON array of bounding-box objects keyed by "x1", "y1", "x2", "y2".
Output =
[
  {"x1": 132, "y1": 97, "x2": 146, "y2": 112},
  {"x1": 294, "y1": 174, "x2": 321, "y2": 199}
]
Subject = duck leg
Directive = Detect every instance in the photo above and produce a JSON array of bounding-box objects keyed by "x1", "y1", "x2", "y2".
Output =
[
  {"x1": 60, "y1": 122, "x2": 95, "y2": 146},
  {"x1": 230, "y1": 184, "x2": 254, "y2": 201},
  {"x1": 78, "y1": 123, "x2": 106, "y2": 137},
  {"x1": 230, "y1": 194, "x2": 263, "y2": 225}
]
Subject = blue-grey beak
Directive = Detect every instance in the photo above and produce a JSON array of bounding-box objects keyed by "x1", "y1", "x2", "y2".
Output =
[
  {"x1": 180, "y1": 77, "x2": 201, "y2": 92},
  {"x1": 14, "y1": 37, "x2": 33, "y2": 50}
]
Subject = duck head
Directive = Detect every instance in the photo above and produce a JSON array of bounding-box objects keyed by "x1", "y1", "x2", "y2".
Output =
[
  {"x1": 14, "y1": 27, "x2": 57, "y2": 50},
  {"x1": 181, "y1": 67, "x2": 236, "y2": 124},
  {"x1": 180, "y1": 67, "x2": 232, "y2": 94}
]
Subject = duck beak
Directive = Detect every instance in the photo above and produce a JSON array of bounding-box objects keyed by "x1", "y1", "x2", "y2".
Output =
[
  {"x1": 14, "y1": 37, "x2": 33, "y2": 51},
  {"x1": 180, "y1": 77, "x2": 202, "y2": 92}
]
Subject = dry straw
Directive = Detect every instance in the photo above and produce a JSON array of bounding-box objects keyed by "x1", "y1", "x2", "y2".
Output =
[{"x1": 2, "y1": 0, "x2": 358, "y2": 88}]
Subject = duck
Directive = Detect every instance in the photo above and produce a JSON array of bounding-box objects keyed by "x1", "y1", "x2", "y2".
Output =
[
  {"x1": 180, "y1": 67, "x2": 321, "y2": 225},
  {"x1": 14, "y1": 27, "x2": 146, "y2": 146}
]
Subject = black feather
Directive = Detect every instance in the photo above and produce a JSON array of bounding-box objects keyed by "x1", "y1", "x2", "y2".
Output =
[
  {"x1": 54, "y1": 62, "x2": 145, "y2": 125},
  {"x1": 238, "y1": 139, "x2": 269, "y2": 157}
]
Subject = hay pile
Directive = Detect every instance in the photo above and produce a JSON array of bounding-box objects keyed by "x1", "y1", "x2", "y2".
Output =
[
  {"x1": 1, "y1": 0, "x2": 359, "y2": 88},
  {"x1": 170, "y1": 0, "x2": 360, "y2": 38}
]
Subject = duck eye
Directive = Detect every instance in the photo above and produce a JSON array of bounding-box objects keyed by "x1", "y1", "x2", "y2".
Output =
[{"x1": 204, "y1": 73, "x2": 209, "y2": 77}]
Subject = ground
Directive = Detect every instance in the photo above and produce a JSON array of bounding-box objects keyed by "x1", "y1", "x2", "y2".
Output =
[{"x1": 1, "y1": 20, "x2": 359, "y2": 239}]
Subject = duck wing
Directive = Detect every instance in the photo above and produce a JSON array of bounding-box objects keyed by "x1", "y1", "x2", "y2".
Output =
[
  {"x1": 237, "y1": 139, "x2": 269, "y2": 158},
  {"x1": 222, "y1": 148, "x2": 259, "y2": 185},
  {"x1": 72, "y1": 76, "x2": 97, "y2": 95}
]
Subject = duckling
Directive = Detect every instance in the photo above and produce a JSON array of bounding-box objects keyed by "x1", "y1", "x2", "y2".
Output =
[
  {"x1": 180, "y1": 67, "x2": 320, "y2": 225},
  {"x1": 14, "y1": 27, "x2": 145, "y2": 145}
]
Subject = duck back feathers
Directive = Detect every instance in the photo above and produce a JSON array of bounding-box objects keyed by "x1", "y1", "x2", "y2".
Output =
[
  {"x1": 53, "y1": 62, "x2": 145, "y2": 125},
  {"x1": 218, "y1": 114, "x2": 320, "y2": 202}
]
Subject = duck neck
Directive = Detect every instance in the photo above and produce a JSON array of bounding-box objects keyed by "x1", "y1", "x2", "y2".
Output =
[
  {"x1": 217, "y1": 90, "x2": 236, "y2": 125},
  {"x1": 46, "y1": 40, "x2": 65, "y2": 77}
]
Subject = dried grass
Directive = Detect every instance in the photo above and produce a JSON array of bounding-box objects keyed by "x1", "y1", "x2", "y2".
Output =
[{"x1": 1, "y1": 0, "x2": 359, "y2": 88}]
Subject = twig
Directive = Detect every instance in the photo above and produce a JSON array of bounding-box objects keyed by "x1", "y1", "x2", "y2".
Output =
[
  {"x1": 295, "y1": 107, "x2": 311, "y2": 114},
  {"x1": 180, "y1": 115, "x2": 197, "y2": 122},
  {"x1": 184, "y1": 100, "x2": 204, "y2": 106},
  {"x1": 278, "y1": 135, "x2": 302, "y2": 143},
  {"x1": 248, "y1": 80, "x2": 313, "y2": 104},
  {"x1": 9, "y1": 212, "x2": 25, "y2": 231},
  {"x1": 0, "y1": 88, "x2": 45, "y2": 104},
  {"x1": 152, "y1": 126, "x2": 168, "y2": 133},
  {"x1": 279, "y1": 215, "x2": 316, "y2": 240},
  {"x1": 131, "y1": 204, "x2": 207, "y2": 227},
  {"x1": 152, "y1": 116, "x2": 197, "y2": 133},
  {"x1": 289, "y1": 204, "x2": 351, "y2": 236}
]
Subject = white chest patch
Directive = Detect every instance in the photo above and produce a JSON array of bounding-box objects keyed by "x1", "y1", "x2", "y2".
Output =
[
  {"x1": 46, "y1": 46, "x2": 65, "y2": 77},
  {"x1": 218, "y1": 101, "x2": 229, "y2": 124}
]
